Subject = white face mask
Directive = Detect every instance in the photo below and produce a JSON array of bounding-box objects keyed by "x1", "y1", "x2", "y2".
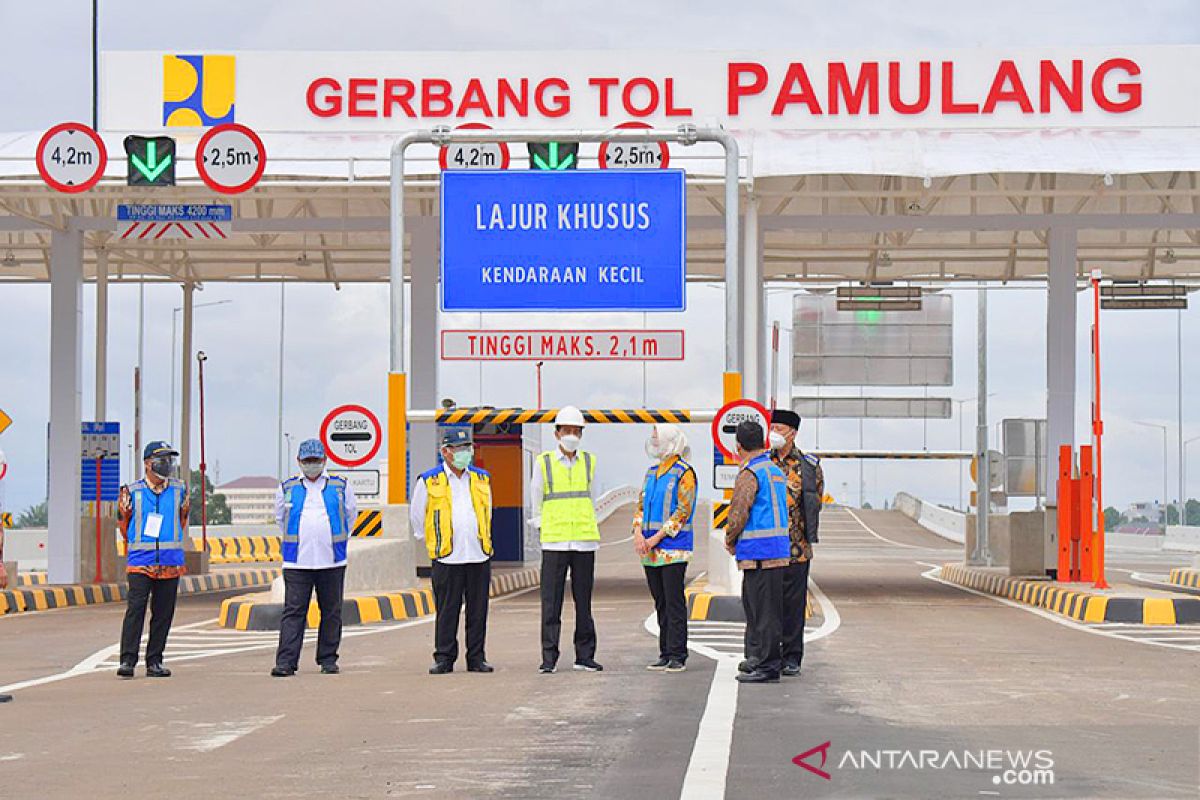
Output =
[
  {"x1": 559, "y1": 434, "x2": 581, "y2": 453},
  {"x1": 300, "y1": 459, "x2": 325, "y2": 480},
  {"x1": 645, "y1": 438, "x2": 661, "y2": 460},
  {"x1": 769, "y1": 432, "x2": 787, "y2": 451}
]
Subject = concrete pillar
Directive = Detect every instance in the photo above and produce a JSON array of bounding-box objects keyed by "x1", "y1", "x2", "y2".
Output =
[
  {"x1": 409, "y1": 223, "x2": 438, "y2": 489},
  {"x1": 741, "y1": 195, "x2": 761, "y2": 400},
  {"x1": 179, "y1": 283, "x2": 194, "y2": 489},
  {"x1": 47, "y1": 227, "x2": 83, "y2": 584},
  {"x1": 94, "y1": 248, "x2": 108, "y2": 421},
  {"x1": 1045, "y1": 227, "x2": 1078, "y2": 504}
]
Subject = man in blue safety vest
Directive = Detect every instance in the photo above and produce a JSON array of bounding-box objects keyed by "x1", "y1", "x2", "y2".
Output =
[
  {"x1": 724, "y1": 420, "x2": 791, "y2": 684},
  {"x1": 271, "y1": 439, "x2": 356, "y2": 677},
  {"x1": 116, "y1": 441, "x2": 190, "y2": 679}
]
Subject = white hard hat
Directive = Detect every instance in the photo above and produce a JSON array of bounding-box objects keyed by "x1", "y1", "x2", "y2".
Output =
[{"x1": 555, "y1": 406, "x2": 586, "y2": 427}]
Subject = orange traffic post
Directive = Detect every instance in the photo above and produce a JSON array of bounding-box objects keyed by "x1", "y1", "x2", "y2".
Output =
[
  {"x1": 1078, "y1": 445, "x2": 1095, "y2": 584},
  {"x1": 1056, "y1": 445, "x2": 1073, "y2": 580},
  {"x1": 721, "y1": 372, "x2": 742, "y2": 502},
  {"x1": 1090, "y1": 274, "x2": 1110, "y2": 589}
]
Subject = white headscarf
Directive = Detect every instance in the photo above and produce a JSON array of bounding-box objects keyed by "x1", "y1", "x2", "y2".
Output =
[{"x1": 647, "y1": 423, "x2": 689, "y2": 462}]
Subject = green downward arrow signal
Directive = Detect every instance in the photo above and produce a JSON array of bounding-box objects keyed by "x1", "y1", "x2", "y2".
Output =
[
  {"x1": 131, "y1": 141, "x2": 172, "y2": 182},
  {"x1": 533, "y1": 142, "x2": 575, "y2": 170}
]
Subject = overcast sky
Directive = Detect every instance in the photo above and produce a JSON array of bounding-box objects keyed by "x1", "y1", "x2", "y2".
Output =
[{"x1": 2, "y1": 1, "x2": 1200, "y2": 518}]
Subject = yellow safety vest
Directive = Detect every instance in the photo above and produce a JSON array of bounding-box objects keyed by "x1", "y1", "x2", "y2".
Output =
[
  {"x1": 539, "y1": 450, "x2": 599, "y2": 543},
  {"x1": 421, "y1": 467, "x2": 493, "y2": 560}
]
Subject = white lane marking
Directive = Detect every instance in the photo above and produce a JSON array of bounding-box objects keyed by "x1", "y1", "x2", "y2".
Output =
[
  {"x1": 671, "y1": 576, "x2": 842, "y2": 800},
  {"x1": 842, "y1": 507, "x2": 944, "y2": 550},
  {"x1": 177, "y1": 714, "x2": 285, "y2": 753},
  {"x1": 0, "y1": 753, "x2": 25, "y2": 761},
  {"x1": 916, "y1": 563, "x2": 1200, "y2": 654},
  {"x1": 0, "y1": 587, "x2": 540, "y2": 695}
]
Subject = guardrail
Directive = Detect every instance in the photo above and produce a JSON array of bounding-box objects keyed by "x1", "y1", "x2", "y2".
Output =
[
  {"x1": 595, "y1": 485, "x2": 640, "y2": 524},
  {"x1": 893, "y1": 492, "x2": 966, "y2": 544}
]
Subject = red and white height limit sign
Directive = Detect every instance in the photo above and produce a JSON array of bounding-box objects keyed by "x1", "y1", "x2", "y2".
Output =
[
  {"x1": 320, "y1": 405, "x2": 382, "y2": 468},
  {"x1": 711, "y1": 398, "x2": 770, "y2": 461}
]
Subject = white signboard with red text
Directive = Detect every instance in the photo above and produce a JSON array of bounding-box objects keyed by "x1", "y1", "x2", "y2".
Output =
[
  {"x1": 441, "y1": 330, "x2": 684, "y2": 361},
  {"x1": 101, "y1": 48, "x2": 1181, "y2": 134}
]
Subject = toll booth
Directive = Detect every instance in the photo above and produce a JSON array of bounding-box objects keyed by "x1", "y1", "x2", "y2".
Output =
[{"x1": 430, "y1": 419, "x2": 540, "y2": 564}]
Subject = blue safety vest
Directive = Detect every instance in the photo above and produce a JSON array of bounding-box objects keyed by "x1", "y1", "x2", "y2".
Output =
[
  {"x1": 735, "y1": 454, "x2": 790, "y2": 562},
  {"x1": 280, "y1": 475, "x2": 350, "y2": 564},
  {"x1": 641, "y1": 458, "x2": 695, "y2": 552},
  {"x1": 127, "y1": 479, "x2": 187, "y2": 568}
]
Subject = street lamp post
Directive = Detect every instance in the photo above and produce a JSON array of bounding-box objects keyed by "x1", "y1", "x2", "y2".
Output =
[
  {"x1": 170, "y1": 299, "x2": 231, "y2": 445},
  {"x1": 1183, "y1": 434, "x2": 1200, "y2": 524},
  {"x1": 1134, "y1": 421, "x2": 1170, "y2": 526}
]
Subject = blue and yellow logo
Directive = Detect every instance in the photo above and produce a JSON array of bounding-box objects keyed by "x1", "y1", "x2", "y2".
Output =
[{"x1": 163, "y1": 55, "x2": 235, "y2": 127}]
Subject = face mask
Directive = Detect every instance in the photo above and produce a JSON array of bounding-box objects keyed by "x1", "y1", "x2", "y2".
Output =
[
  {"x1": 150, "y1": 457, "x2": 175, "y2": 479},
  {"x1": 559, "y1": 434, "x2": 581, "y2": 453},
  {"x1": 450, "y1": 447, "x2": 474, "y2": 470},
  {"x1": 769, "y1": 432, "x2": 787, "y2": 451},
  {"x1": 300, "y1": 459, "x2": 325, "y2": 480},
  {"x1": 645, "y1": 438, "x2": 661, "y2": 460}
]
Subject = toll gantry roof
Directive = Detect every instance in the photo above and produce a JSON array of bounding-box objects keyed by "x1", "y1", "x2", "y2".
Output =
[{"x1": 3, "y1": 128, "x2": 1200, "y2": 286}]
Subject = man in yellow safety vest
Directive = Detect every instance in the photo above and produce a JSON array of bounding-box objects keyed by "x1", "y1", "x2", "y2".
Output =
[{"x1": 530, "y1": 406, "x2": 603, "y2": 674}]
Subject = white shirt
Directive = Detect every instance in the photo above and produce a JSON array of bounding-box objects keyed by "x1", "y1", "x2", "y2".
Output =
[
  {"x1": 528, "y1": 448, "x2": 601, "y2": 553},
  {"x1": 274, "y1": 474, "x2": 358, "y2": 570},
  {"x1": 409, "y1": 465, "x2": 490, "y2": 564}
]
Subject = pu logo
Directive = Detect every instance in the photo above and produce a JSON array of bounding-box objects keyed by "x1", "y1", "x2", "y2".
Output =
[{"x1": 162, "y1": 55, "x2": 235, "y2": 127}]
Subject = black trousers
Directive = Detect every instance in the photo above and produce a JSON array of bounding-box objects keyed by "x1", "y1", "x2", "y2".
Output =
[
  {"x1": 274, "y1": 566, "x2": 345, "y2": 670},
  {"x1": 540, "y1": 549, "x2": 596, "y2": 666},
  {"x1": 644, "y1": 562, "x2": 688, "y2": 662},
  {"x1": 431, "y1": 559, "x2": 491, "y2": 666},
  {"x1": 741, "y1": 567, "x2": 784, "y2": 676},
  {"x1": 780, "y1": 559, "x2": 811, "y2": 667},
  {"x1": 119, "y1": 573, "x2": 179, "y2": 666}
]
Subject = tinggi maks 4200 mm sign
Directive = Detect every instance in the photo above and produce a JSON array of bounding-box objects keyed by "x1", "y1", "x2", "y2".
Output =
[{"x1": 440, "y1": 170, "x2": 686, "y2": 312}]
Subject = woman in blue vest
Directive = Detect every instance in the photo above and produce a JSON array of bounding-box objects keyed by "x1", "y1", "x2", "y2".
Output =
[
  {"x1": 723, "y1": 420, "x2": 791, "y2": 683},
  {"x1": 116, "y1": 441, "x2": 190, "y2": 678},
  {"x1": 633, "y1": 424, "x2": 695, "y2": 673}
]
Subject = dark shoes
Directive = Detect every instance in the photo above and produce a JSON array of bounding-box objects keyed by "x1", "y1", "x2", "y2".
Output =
[
  {"x1": 467, "y1": 661, "x2": 494, "y2": 673},
  {"x1": 538, "y1": 662, "x2": 557, "y2": 674},
  {"x1": 736, "y1": 669, "x2": 780, "y2": 684},
  {"x1": 737, "y1": 659, "x2": 756, "y2": 674},
  {"x1": 270, "y1": 666, "x2": 296, "y2": 678},
  {"x1": 646, "y1": 657, "x2": 671, "y2": 671},
  {"x1": 428, "y1": 662, "x2": 454, "y2": 675},
  {"x1": 145, "y1": 663, "x2": 171, "y2": 678},
  {"x1": 782, "y1": 662, "x2": 802, "y2": 677},
  {"x1": 665, "y1": 660, "x2": 687, "y2": 673},
  {"x1": 573, "y1": 658, "x2": 604, "y2": 672},
  {"x1": 320, "y1": 663, "x2": 340, "y2": 675},
  {"x1": 116, "y1": 662, "x2": 135, "y2": 679}
]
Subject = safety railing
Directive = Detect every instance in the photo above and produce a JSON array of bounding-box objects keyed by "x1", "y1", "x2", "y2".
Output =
[{"x1": 595, "y1": 485, "x2": 640, "y2": 524}]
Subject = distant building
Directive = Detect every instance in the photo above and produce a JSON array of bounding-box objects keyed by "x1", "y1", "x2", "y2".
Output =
[
  {"x1": 1123, "y1": 500, "x2": 1164, "y2": 523},
  {"x1": 217, "y1": 476, "x2": 279, "y2": 525}
]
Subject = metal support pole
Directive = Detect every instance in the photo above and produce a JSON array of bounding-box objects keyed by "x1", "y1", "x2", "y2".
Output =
[
  {"x1": 1178, "y1": 307, "x2": 1184, "y2": 525},
  {"x1": 179, "y1": 283, "x2": 194, "y2": 490},
  {"x1": 742, "y1": 194, "x2": 759, "y2": 400},
  {"x1": 94, "y1": 248, "x2": 108, "y2": 421},
  {"x1": 276, "y1": 282, "x2": 286, "y2": 480},
  {"x1": 1045, "y1": 227, "x2": 1078, "y2": 504},
  {"x1": 973, "y1": 284, "x2": 991, "y2": 565},
  {"x1": 135, "y1": 279, "x2": 144, "y2": 465},
  {"x1": 47, "y1": 225, "x2": 83, "y2": 585}
]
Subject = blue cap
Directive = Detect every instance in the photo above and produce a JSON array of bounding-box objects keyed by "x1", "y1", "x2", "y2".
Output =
[
  {"x1": 297, "y1": 439, "x2": 326, "y2": 460},
  {"x1": 440, "y1": 427, "x2": 472, "y2": 448},
  {"x1": 143, "y1": 440, "x2": 178, "y2": 460}
]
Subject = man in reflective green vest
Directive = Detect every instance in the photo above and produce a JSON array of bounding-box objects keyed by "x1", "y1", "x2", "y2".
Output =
[{"x1": 531, "y1": 406, "x2": 603, "y2": 674}]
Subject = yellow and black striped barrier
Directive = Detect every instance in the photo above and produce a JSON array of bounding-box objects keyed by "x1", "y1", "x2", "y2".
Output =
[
  {"x1": 1169, "y1": 568, "x2": 1200, "y2": 590},
  {"x1": 0, "y1": 512, "x2": 12, "y2": 527},
  {"x1": 434, "y1": 407, "x2": 692, "y2": 425},
  {"x1": 939, "y1": 563, "x2": 1200, "y2": 625},
  {"x1": 218, "y1": 566, "x2": 541, "y2": 630},
  {"x1": 17, "y1": 572, "x2": 48, "y2": 587},
  {"x1": 352, "y1": 510, "x2": 383, "y2": 537},
  {"x1": 712, "y1": 502, "x2": 730, "y2": 530},
  {"x1": 685, "y1": 583, "x2": 816, "y2": 622}
]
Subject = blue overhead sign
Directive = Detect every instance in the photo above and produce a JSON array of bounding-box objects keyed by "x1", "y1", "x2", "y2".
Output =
[
  {"x1": 441, "y1": 170, "x2": 686, "y2": 312},
  {"x1": 117, "y1": 204, "x2": 232, "y2": 222}
]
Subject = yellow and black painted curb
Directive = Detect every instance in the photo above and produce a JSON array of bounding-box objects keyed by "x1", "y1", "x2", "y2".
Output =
[
  {"x1": 202, "y1": 511, "x2": 385, "y2": 564},
  {"x1": 938, "y1": 563, "x2": 1200, "y2": 625},
  {"x1": 1168, "y1": 568, "x2": 1200, "y2": 591},
  {"x1": 436, "y1": 407, "x2": 691, "y2": 425},
  {"x1": 684, "y1": 583, "x2": 816, "y2": 623},
  {"x1": 0, "y1": 567, "x2": 280, "y2": 617},
  {"x1": 217, "y1": 566, "x2": 542, "y2": 631},
  {"x1": 712, "y1": 502, "x2": 730, "y2": 530},
  {"x1": 352, "y1": 510, "x2": 383, "y2": 538},
  {"x1": 17, "y1": 572, "x2": 48, "y2": 587}
]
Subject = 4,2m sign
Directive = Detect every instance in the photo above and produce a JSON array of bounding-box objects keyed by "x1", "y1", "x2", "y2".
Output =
[{"x1": 441, "y1": 330, "x2": 685, "y2": 361}]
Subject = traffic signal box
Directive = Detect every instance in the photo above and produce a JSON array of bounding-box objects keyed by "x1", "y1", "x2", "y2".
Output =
[
  {"x1": 124, "y1": 136, "x2": 177, "y2": 186},
  {"x1": 527, "y1": 142, "x2": 578, "y2": 170}
]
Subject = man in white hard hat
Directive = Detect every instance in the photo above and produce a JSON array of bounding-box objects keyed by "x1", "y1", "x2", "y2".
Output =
[{"x1": 530, "y1": 405, "x2": 603, "y2": 674}]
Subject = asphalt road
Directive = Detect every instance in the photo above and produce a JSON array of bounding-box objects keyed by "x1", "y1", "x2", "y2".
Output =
[{"x1": 0, "y1": 506, "x2": 1196, "y2": 799}]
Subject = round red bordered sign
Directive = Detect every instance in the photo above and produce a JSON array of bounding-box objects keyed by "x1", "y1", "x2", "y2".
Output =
[
  {"x1": 599, "y1": 121, "x2": 670, "y2": 169},
  {"x1": 319, "y1": 404, "x2": 382, "y2": 468},
  {"x1": 438, "y1": 122, "x2": 511, "y2": 170},
  {"x1": 196, "y1": 123, "x2": 267, "y2": 194},
  {"x1": 711, "y1": 398, "x2": 771, "y2": 460},
  {"x1": 36, "y1": 122, "x2": 107, "y2": 193}
]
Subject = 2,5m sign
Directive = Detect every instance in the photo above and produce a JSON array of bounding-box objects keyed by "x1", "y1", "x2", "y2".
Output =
[
  {"x1": 440, "y1": 170, "x2": 686, "y2": 312},
  {"x1": 441, "y1": 329, "x2": 685, "y2": 361}
]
